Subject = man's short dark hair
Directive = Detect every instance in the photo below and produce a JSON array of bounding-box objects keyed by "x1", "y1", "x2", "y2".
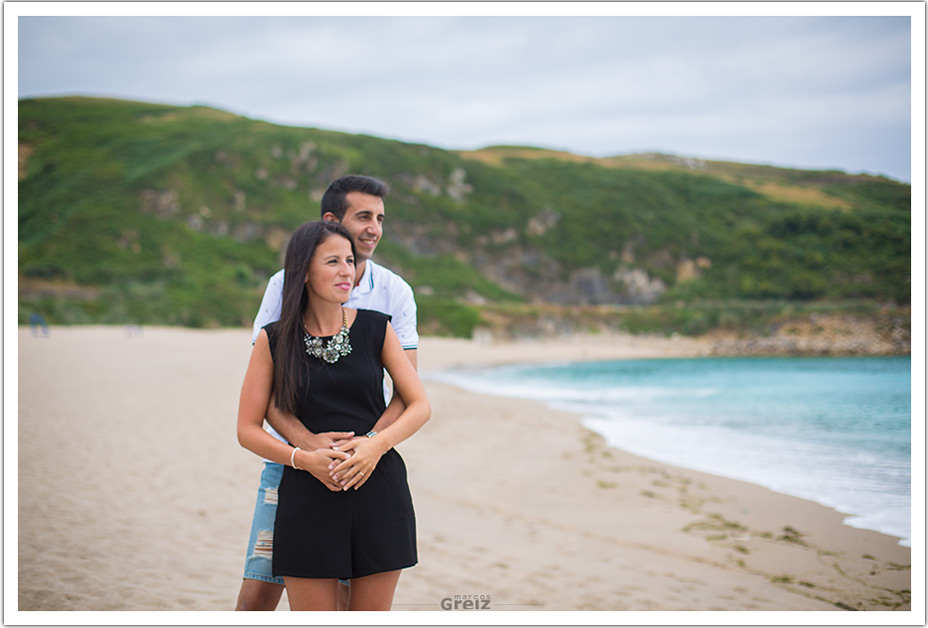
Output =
[{"x1": 320, "y1": 175, "x2": 390, "y2": 220}]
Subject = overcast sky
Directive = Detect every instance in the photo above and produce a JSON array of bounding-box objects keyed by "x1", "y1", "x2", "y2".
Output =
[{"x1": 15, "y1": 10, "x2": 915, "y2": 181}]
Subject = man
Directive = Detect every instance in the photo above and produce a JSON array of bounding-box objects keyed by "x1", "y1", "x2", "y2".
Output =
[{"x1": 235, "y1": 175, "x2": 418, "y2": 611}]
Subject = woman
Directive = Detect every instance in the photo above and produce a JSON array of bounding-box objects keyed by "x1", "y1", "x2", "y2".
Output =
[{"x1": 237, "y1": 220, "x2": 430, "y2": 611}]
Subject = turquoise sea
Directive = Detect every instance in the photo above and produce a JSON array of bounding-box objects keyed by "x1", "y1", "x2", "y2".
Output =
[{"x1": 430, "y1": 356, "x2": 912, "y2": 546}]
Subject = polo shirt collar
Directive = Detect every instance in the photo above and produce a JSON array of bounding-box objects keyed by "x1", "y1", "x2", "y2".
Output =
[{"x1": 354, "y1": 259, "x2": 376, "y2": 294}]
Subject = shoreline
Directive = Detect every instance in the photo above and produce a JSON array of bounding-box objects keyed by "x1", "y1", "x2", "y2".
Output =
[
  {"x1": 402, "y1": 382, "x2": 911, "y2": 612},
  {"x1": 15, "y1": 327, "x2": 913, "y2": 612},
  {"x1": 414, "y1": 337, "x2": 914, "y2": 539},
  {"x1": 413, "y1": 336, "x2": 913, "y2": 611},
  {"x1": 418, "y1": 336, "x2": 910, "y2": 547}
]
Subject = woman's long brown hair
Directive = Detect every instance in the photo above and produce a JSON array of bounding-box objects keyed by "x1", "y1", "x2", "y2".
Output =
[{"x1": 273, "y1": 220, "x2": 357, "y2": 416}]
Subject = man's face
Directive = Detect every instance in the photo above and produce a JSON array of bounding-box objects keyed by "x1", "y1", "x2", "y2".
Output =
[{"x1": 334, "y1": 191, "x2": 385, "y2": 262}]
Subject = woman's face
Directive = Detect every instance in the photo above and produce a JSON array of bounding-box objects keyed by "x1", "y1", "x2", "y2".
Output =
[{"x1": 304, "y1": 234, "x2": 356, "y2": 304}]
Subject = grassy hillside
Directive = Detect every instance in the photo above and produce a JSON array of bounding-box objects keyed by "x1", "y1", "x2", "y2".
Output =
[{"x1": 18, "y1": 97, "x2": 911, "y2": 337}]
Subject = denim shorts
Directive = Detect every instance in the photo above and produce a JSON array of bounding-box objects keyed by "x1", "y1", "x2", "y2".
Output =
[
  {"x1": 242, "y1": 461, "x2": 285, "y2": 584},
  {"x1": 242, "y1": 461, "x2": 350, "y2": 586}
]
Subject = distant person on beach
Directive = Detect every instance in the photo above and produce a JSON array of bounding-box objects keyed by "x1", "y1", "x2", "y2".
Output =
[
  {"x1": 29, "y1": 313, "x2": 49, "y2": 337},
  {"x1": 235, "y1": 175, "x2": 420, "y2": 611},
  {"x1": 237, "y1": 219, "x2": 429, "y2": 610}
]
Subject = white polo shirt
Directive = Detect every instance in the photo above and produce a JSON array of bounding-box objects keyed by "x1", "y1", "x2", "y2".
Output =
[{"x1": 251, "y1": 259, "x2": 418, "y2": 444}]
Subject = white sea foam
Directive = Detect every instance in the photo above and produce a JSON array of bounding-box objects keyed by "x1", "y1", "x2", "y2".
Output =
[
  {"x1": 580, "y1": 414, "x2": 911, "y2": 544},
  {"x1": 428, "y1": 357, "x2": 912, "y2": 545}
]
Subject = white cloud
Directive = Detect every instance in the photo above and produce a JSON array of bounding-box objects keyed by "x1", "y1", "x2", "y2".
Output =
[{"x1": 16, "y1": 14, "x2": 915, "y2": 181}]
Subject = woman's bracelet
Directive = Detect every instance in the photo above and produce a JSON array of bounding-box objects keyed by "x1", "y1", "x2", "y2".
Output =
[{"x1": 291, "y1": 446, "x2": 301, "y2": 470}]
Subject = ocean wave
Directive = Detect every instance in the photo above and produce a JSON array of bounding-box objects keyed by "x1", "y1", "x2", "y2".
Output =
[{"x1": 429, "y1": 357, "x2": 911, "y2": 545}]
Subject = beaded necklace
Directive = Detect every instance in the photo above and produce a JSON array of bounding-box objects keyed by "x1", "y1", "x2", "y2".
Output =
[{"x1": 303, "y1": 307, "x2": 352, "y2": 364}]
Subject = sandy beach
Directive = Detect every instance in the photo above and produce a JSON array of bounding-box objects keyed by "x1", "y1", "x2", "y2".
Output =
[{"x1": 14, "y1": 326, "x2": 914, "y2": 617}]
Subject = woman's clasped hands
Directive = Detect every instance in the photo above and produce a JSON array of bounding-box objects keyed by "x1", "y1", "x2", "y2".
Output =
[
  {"x1": 291, "y1": 430, "x2": 388, "y2": 492},
  {"x1": 328, "y1": 435, "x2": 390, "y2": 491},
  {"x1": 290, "y1": 430, "x2": 354, "y2": 492}
]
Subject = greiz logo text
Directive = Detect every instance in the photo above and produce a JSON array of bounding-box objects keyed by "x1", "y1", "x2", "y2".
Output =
[{"x1": 440, "y1": 594, "x2": 491, "y2": 610}]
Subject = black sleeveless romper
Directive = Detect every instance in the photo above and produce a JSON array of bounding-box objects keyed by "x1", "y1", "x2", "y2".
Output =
[{"x1": 264, "y1": 309, "x2": 417, "y2": 579}]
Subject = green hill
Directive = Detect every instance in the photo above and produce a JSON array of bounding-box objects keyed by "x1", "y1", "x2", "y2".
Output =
[{"x1": 18, "y1": 97, "x2": 911, "y2": 338}]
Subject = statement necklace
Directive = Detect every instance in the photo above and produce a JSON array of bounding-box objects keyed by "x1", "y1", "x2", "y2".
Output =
[{"x1": 303, "y1": 308, "x2": 352, "y2": 364}]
